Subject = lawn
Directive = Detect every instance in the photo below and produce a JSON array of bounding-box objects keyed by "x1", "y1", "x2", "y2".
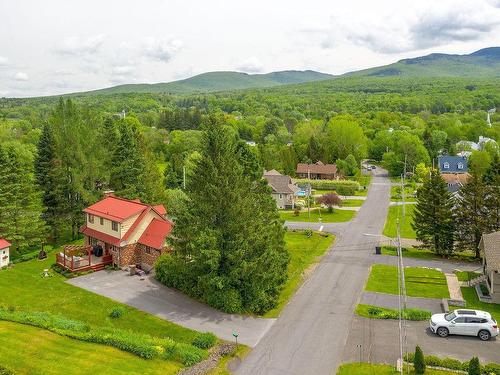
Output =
[
  {"x1": 383, "y1": 204, "x2": 416, "y2": 239},
  {"x1": 337, "y1": 363, "x2": 458, "y2": 375},
  {"x1": 0, "y1": 321, "x2": 180, "y2": 375},
  {"x1": 365, "y1": 264, "x2": 449, "y2": 299},
  {"x1": 280, "y1": 208, "x2": 356, "y2": 223},
  {"x1": 264, "y1": 231, "x2": 335, "y2": 318},
  {"x1": 454, "y1": 270, "x2": 482, "y2": 282},
  {"x1": 341, "y1": 199, "x2": 365, "y2": 207},
  {"x1": 390, "y1": 185, "x2": 416, "y2": 202},
  {"x1": 382, "y1": 246, "x2": 476, "y2": 262},
  {"x1": 451, "y1": 287, "x2": 500, "y2": 322},
  {"x1": 0, "y1": 247, "x2": 204, "y2": 373}
]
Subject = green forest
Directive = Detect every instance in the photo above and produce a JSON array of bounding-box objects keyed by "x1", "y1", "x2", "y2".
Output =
[{"x1": 0, "y1": 76, "x2": 499, "y2": 258}]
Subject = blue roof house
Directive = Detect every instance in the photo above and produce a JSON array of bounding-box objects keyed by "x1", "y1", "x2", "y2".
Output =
[{"x1": 438, "y1": 156, "x2": 468, "y2": 174}]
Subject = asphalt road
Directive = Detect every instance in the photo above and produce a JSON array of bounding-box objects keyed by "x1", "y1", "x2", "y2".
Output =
[{"x1": 235, "y1": 169, "x2": 391, "y2": 375}]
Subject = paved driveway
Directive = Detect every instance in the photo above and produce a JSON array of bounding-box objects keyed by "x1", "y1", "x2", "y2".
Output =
[
  {"x1": 343, "y1": 317, "x2": 499, "y2": 364},
  {"x1": 67, "y1": 271, "x2": 275, "y2": 347}
]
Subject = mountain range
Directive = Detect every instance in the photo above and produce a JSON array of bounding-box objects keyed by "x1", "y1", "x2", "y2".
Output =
[{"x1": 71, "y1": 47, "x2": 500, "y2": 96}]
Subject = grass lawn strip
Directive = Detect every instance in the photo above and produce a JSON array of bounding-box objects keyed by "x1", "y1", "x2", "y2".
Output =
[
  {"x1": 381, "y1": 246, "x2": 476, "y2": 262},
  {"x1": 280, "y1": 208, "x2": 355, "y2": 223},
  {"x1": 365, "y1": 264, "x2": 449, "y2": 299},
  {"x1": 0, "y1": 321, "x2": 181, "y2": 375},
  {"x1": 264, "y1": 231, "x2": 334, "y2": 318},
  {"x1": 453, "y1": 270, "x2": 482, "y2": 282},
  {"x1": 337, "y1": 363, "x2": 460, "y2": 374},
  {"x1": 383, "y1": 204, "x2": 416, "y2": 239},
  {"x1": 355, "y1": 304, "x2": 431, "y2": 321},
  {"x1": 340, "y1": 199, "x2": 365, "y2": 207}
]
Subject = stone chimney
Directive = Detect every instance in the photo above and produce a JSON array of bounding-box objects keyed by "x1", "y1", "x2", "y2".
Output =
[{"x1": 103, "y1": 190, "x2": 115, "y2": 198}]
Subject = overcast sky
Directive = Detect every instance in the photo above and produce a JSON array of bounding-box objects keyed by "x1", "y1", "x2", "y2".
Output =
[{"x1": 1, "y1": 0, "x2": 499, "y2": 97}]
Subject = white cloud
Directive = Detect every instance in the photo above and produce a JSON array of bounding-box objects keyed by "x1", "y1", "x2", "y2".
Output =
[
  {"x1": 0, "y1": 56, "x2": 8, "y2": 66},
  {"x1": 13, "y1": 72, "x2": 29, "y2": 81},
  {"x1": 236, "y1": 57, "x2": 264, "y2": 73},
  {"x1": 54, "y1": 35, "x2": 106, "y2": 57},
  {"x1": 142, "y1": 37, "x2": 183, "y2": 62}
]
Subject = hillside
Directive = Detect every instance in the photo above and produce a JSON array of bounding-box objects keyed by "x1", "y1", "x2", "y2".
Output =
[
  {"x1": 75, "y1": 70, "x2": 334, "y2": 96},
  {"x1": 347, "y1": 47, "x2": 500, "y2": 78}
]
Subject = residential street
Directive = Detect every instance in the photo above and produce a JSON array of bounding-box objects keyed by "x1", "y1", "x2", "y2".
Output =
[{"x1": 235, "y1": 169, "x2": 391, "y2": 375}]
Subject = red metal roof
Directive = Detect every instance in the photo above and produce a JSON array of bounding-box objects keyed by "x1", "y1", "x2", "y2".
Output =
[
  {"x1": 0, "y1": 239, "x2": 11, "y2": 249},
  {"x1": 138, "y1": 218, "x2": 173, "y2": 250},
  {"x1": 80, "y1": 225, "x2": 122, "y2": 247},
  {"x1": 83, "y1": 196, "x2": 148, "y2": 222},
  {"x1": 153, "y1": 205, "x2": 167, "y2": 215}
]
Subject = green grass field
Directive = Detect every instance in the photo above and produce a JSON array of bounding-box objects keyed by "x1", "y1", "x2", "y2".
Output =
[
  {"x1": 390, "y1": 185, "x2": 417, "y2": 202},
  {"x1": 382, "y1": 246, "x2": 476, "y2": 262},
  {"x1": 454, "y1": 271, "x2": 482, "y2": 282},
  {"x1": 383, "y1": 204, "x2": 416, "y2": 239},
  {"x1": 365, "y1": 265, "x2": 449, "y2": 299},
  {"x1": 280, "y1": 208, "x2": 356, "y2": 223},
  {"x1": 337, "y1": 363, "x2": 458, "y2": 375},
  {"x1": 0, "y1": 321, "x2": 180, "y2": 375},
  {"x1": 341, "y1": 199, "x2": 365, "y2": 207},
  {"x1": 264, "y1": 231, "x2": 334, "y2": 318}
]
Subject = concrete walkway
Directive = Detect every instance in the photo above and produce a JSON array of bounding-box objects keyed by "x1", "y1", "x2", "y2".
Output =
[
  {"x1": 67, "y1": 271, "x2": 275, "y2": 347},
  {"x1": 360, "y1": 291, "x2": 443, "y2": 313},
  {"x1": 445, "y1": 273, "x2": 464, "y2": 302}
]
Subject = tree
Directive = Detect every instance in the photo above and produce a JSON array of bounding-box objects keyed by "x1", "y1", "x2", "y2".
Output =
[
  {"x1": 412, "y1": 169, "x2": 455, "y2": 256},
  {"x1": 326, "y1": 117, "x2": 367, "y2": 161},
  {"x1": 382, "y1": 131, "x2": 430, "y2": 177},
  {"x1": 336, "y1": 154, "x2": 359, "y2": 177},
  {"x1": 455, "y1": 174, "x2": 488, "y2": 258},
  {"x1": 469, "y1": 150, "x2": 491, "y2": 177},
  {"x1": 0, "y1": 144, "x2": 46, "y2": 255},
  {"x1": 155, "y1": 119, "x2": 289, "y2": 314},
  {"x1": 413, "y1": 346, "x2": 425, "y2": 374},
  {"x1": 483, "y1": 154, "x2": 500, "y2": 232},
  {"x1": 468, "y1": 357, "x2": 480, "y2": 375},
  {"x1": 316, "y1": 193, "x2": 342, "y2": 213}
]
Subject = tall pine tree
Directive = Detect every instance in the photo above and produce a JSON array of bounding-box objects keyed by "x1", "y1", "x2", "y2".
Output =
[
  {"x1": 155, "y1": 119, "x2": 289, "y2": 314},
  {"x1": 412, "y1": 169, "x2": 455, "y2": 256}
]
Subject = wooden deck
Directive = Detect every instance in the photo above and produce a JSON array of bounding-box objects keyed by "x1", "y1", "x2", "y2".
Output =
[{"x1": 56, "y1": 253, "x2": 113, "y2": 272}]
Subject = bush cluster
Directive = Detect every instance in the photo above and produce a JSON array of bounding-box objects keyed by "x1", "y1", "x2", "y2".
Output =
[
  {"x1": 0, "y1": 365, "x2": 15, "y2": 375},
  {"x1": 0, "y1": 308, "x2": 207, "y2": 366},
  {"x1": 50, "y1": 264, "x2": 94, "y2": 278},
  {"x1": 365, "y1": 305, "x2": 431, "y2": 321},
  {"x1": 295, "y1": 179, "x2": 360, "y2": 195},
  {"x1": 404, "y1": 352, "x2": 500, "y2": 374},
  {"x1": 109, "y1": 307, "x2": 124, "y2": 319},
  {"x1": 192, "y1": 332, "x2": 217, "y2": 349}
]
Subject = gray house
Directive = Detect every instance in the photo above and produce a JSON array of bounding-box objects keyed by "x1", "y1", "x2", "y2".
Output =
[
  {"x1": 480, "y1": 231, "x2": 500, "y2": 303},
  {"x1": 263, "y1": 170, "x2": 300, "y2": 210},
  {"x1": 438, "y1": 156, "x2": 468, "y2": 174}
]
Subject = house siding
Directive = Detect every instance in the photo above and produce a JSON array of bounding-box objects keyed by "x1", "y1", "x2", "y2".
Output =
[
  {"x1": 120, "y1": 213, "x2": 140, "y2": 238},
  {"x1": 86, "y1": 214, "x2": 121, "y2": 239},
  {"x1": 492, "y1": 273, "x2": 500, "y2": 304},
  {"x1": 271, "y1": 193, "x2": 294, "y2": 209},
  {"x1": 0, "y1": 247, "x2": 9, "y2": 267},
  {"x1": 127, "y1": 210, "x2": 165, "y2": 244}
]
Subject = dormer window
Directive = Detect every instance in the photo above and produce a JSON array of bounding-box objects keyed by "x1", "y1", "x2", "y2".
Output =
[
  {"x1": 88, "y1": 214, "x2": 94, "y2": 223},
  {"x1": 457, "y1": 163, "x2": 464, "y2": 169},
  {"x1": 443, "y1": 162, "x2": 450, "y2": 169}
]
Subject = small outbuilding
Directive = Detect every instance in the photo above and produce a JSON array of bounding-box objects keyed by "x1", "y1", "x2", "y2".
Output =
[{"x1": 0, "y1": 239, "x2": 11, "y2": 268}]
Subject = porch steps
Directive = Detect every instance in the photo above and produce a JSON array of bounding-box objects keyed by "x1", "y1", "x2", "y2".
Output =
[
  {"x1": 91, "y1": 263, "x2": 106, "y2": 272},
  {"x1": 467, "y1": 274, "x2": 487, "y2": 287}
]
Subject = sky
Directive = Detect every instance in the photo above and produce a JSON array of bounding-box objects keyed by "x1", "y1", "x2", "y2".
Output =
[{"x1": 1, "y1": 0, "x2": 499, "y2": 97}]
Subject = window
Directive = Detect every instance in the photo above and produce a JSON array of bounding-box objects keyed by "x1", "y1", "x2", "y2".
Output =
[
  {"x1": 465, "y1": 317, "x2": 483, "y2": 323},
  {"x1": 453, "y1": 317, "x2": 466, "y2": 323},
  {"x1": 457, "y1": 162, "x2": 464, "y2": 169},
  {"x1": 279, "y1": 194, "x2": 283, "y2": 199},
  {"x1": 111, "y1": 221, "x2": 118, "y2": 231},
  {"x1": 88, "y1": 214, "x2": 95, "y2": 223},
  {"x1": 145, "y1": 247, "x2": 152, "y2": 255},
  {"x1": 100, "y1": 217, "x2": 104, "y2": 225},
  {"x1": 443, "y1": 162, "x2": 450, "y2": 169}
]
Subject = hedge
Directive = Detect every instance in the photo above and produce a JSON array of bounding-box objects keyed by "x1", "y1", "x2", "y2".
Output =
[
  {"x1": 404, "y1": 352, "x2": 500, "y2": 374},
  {"x1": 356, "y1": 304, "x2": 431, "y2": 321},
  {"x1": 0, "y1": 366, "x2": 15, "y2": 375},
  {"x1": 0, "y1": 308, "x2": 207, "y2": 366},
  {"x1": 294, "y1": 179, "x2": 360, "y2": 195}
]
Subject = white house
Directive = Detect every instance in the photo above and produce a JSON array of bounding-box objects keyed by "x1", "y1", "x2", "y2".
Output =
[
  {"x1": 263, "y1": 170, "x2": 300, "y2": 209},
  {"x1": 0, "y1": 239, "x2": 10, "y2": 267}
]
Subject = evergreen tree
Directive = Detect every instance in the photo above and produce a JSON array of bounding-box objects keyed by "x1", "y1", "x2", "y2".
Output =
[
  {"x1": 0, "y1": 144, "x2": 46, "y2": 255},
  {"x1": 413, "y1": 346, "x2": 425, "y2": 374},
  {"x1": 236, "y1": 141, "x2": 262, "y2": 181},
  {"x1": 455, "y1": 174, "x2": 488, "y2": 258},
  {"x1": 483, "y1": 154, "x2": 500, "y2": 232},
  {"x1": 412, "y1": 169, "x2": 455, "y2": 256},
  {"x1": 468, "y1": 357, "x2": 480, "y2": 375},
  {"x1": 155, "y1": 119, "x2": 289, "y2": 314}
]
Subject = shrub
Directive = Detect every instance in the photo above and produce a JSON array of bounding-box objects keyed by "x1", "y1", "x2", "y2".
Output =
[
  {"x1": 0, "y1": 365, "x2": 15, "y2": 375},
  {"x1": 304, "y1": 229, "x2": 313, "y2": 238},
  {"x1": 192, "y1": 332, "x2": 217, "y2": 349},
  {"x1": 169, "y1": 343, "x2": 207, "y2": 366},
  {"x1": 109, "y1": 307, "x2": 124, "y2": 319},
  {"x1": 468, "y1": 357, "x2": 480, "y2": 375},
  {"x1": 367, "y1": 307, "x2": 383, "y2": 316},
  {"x1": 404, "y1": 308, "x2": 431, "y2": 321},
  {"x1": 294, "y1": 179, "x2": 360, "y2": 195},
  {"x1": 413, "y1": 346, "x2": 425, "y2": 374},
  {"x1": 484, "y1": 363, "x2": 500, "y2": 375},
  {"x1": 293, "y1": 207, "x2": 300, "y2": 216}
]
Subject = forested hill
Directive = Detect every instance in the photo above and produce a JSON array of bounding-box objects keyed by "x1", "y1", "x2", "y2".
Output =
[
  {"x1": 73, "y1": 70, "x2": 334, "y2": 96},
  {"x1": 347, "y1": 47, "x2": 500, "y2": 78}
]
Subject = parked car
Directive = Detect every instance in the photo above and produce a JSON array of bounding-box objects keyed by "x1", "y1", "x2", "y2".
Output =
[{"x1": 429, "y1": 309, "x2": 499, "y2": 341}]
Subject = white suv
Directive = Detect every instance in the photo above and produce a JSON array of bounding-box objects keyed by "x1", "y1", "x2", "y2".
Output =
[{"x1": 430, "y1": 309, "x2": 499, "y2": 341}]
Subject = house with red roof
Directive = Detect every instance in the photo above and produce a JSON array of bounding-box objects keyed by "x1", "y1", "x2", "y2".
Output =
[
  {"x1": 56, "y1": 192, "x2": 173, "y2": 272},
  {"x1": 0, "y1": 239, "x2": 10, "y2": 268}
]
